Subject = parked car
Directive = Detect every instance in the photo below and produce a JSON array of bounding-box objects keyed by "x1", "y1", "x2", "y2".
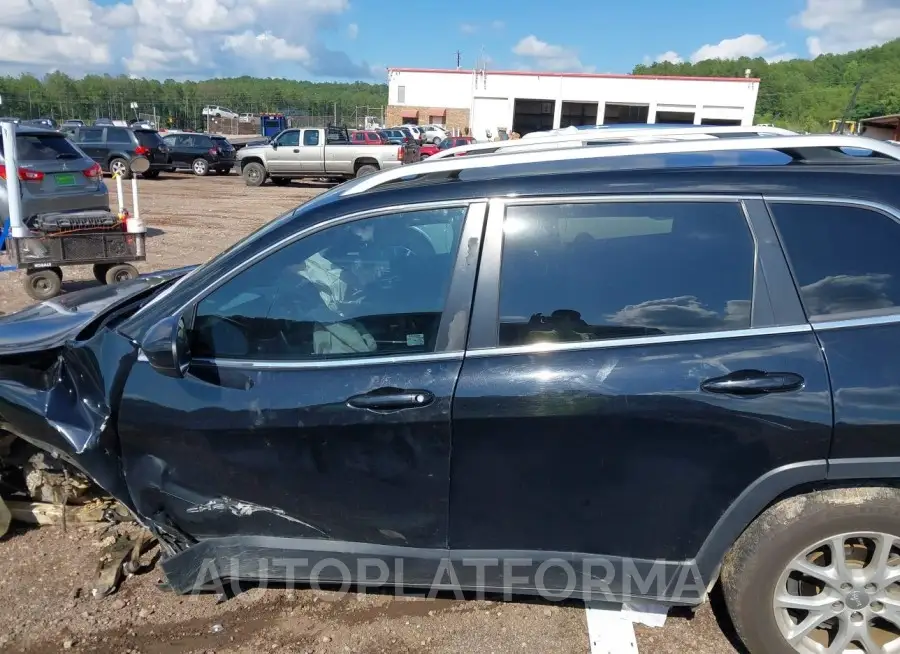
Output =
[
  {"x1": 161, "y1": 132, "x2": 235, "y2": 176},
  {"x1": 419, "y1": 143, "x2": 439, "y2": 158},
  {"x1": 236, "y1": 126, "x2": 416, "y2": 186},
  {"x1": 61, "y1": 119, "x2": 86, "y2": 128},
  {"x1": 94, "y1": 118, "x2": 114, "y2": 126},
  {"x1": 0, "y1": 124, "x2": 107, "y2": 229},
  {"x1": 377, "y1": 129, "x2": 410, "y2": 145},
  {"x1": 351, "y1": 130, "x2": 388, "y2": 145},
  {"x1": 0, "y1": 117, "x2": 21, "y2": 124},
  {"x1": 393, "y1": 125, "x2": 424, "y2": 144},
  {"x1": 239, "y1": 113, "x2": 255, "y2": 123},
  {"x1": 62, "y1": 125, "x2": 171, "y2": 179},
  {"x1": 202, "y1": 106, "x2": 238, "y2": 120},
  {"x1": 7, "y1": 134, "x2": 900, "y2": 654},
  {"x1": 21, "y1": 118, "x2": 56, "y2": 130},
  {"x1": 438, "y1": 136, "x2": 476, "y2": 151},
  {"x1": 418, "y1": 124, "x2": 447, "y2": 144}
]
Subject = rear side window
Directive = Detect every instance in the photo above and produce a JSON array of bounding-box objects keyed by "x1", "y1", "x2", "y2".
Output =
[
  {"x1": 77, "y1": 128, "x2": 104, "y2": 143},
  {"x1": 135, "y1": 130, "x2": 163, "y2": 147},
  {"x1": 771, "y1": 202, "x2": 900, "y2": 319},
  {"x1": 303, "y1": 130, "x2": 320, "y2": 146},
  {"x1": 498, "y1": 201, "x2": 755, "y2": 346},
  {"x1": 107, "y1": 128, "x2": 131, "y2": 143},
  {"x1": 0, "y1": 133, "x2": 83, "y2": 160}
]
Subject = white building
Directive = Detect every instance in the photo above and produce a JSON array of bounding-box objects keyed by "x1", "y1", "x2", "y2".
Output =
[{"x1": 386, "y1": 67, "x2": 761, "y2": 140}]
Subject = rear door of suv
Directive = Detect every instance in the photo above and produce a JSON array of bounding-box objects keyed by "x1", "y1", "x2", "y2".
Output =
[{"x1": 448, "y1": 195, "x2": 834, "y2": 596}]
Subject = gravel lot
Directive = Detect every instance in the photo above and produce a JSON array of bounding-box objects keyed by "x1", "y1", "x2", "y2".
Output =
[{"x1": 0, "y1": 172, "x2": 742, "y2": 653}]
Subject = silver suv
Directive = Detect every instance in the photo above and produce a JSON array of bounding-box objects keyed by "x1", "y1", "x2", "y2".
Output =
[{"x1": 1, "y1": 125, "x2": 109, "y2": 227}]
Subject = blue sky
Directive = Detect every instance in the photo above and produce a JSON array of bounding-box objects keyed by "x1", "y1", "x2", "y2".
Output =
[{"x1": 1, "y1": 0, "x2": 897, "y2": 80}]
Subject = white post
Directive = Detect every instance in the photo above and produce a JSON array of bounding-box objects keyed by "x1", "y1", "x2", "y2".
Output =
[
  {"x1": 128, "y1": 176, "x2": 144, "y2": 233},
  {"x1": 1, "y1": 120, "x2": 27, "y2": 237},
  {"x1": 115, "y1": 173, "x2": 125, "y2": 215}
]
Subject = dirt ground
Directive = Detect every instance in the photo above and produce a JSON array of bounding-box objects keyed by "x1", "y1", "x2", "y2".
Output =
[{"x1": 0, "y1": 172, "x2": 743, "y2": 653}]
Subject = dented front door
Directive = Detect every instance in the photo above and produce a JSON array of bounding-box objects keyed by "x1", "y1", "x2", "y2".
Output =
[{"x1": 114, "y1": 203, "x2": 485, "y2": 551}]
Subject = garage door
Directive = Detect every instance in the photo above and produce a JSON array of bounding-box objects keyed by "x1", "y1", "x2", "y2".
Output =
[{"x1": 472, "y1": 97, "x2": 509, "y2": 141}]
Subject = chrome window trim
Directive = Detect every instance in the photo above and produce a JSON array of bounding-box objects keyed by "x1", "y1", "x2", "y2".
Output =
[
  {"x1": 813, "y1": 312, "x2": 900, "y2": 332},
  {"x1": 465, "y1": 324, "x2": 813, "y2": 359},
  {"x1": 172, "y1": 198, "x2": 485, "y2": 321},
  {"x1": 193, "y1": 350, "x2": 464, "y2": 370},
  {"x1": 766, "y1": 195, "x2": 900, "y2": 325}
]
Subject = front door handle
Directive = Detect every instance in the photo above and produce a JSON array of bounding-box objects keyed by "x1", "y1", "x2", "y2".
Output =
[
  {"x1": 293, "y1": 148, "x2": 300, "y2": 153},
  {"x1": 700, "y1": 369, "x2": 805, "y2": 395},
  {"x1": 347, "y1": 388, "x2": 435, "y2": 410}
]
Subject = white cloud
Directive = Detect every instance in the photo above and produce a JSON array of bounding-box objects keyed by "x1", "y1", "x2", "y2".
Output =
[
  {"x1": 794, "y1": 0, "x2": 900, "y2": 56},
  {"x1": 652, "y1": 50, "x2": 683, "y2": 64},
  {"x1": 690, "y1": 34, "x2": 797, "y2": 63},
  {"x1": 0, "y1": 0, "x2": 375, "y2": 79},
  {"x1": 512, "y1": 35, "x2": 593, "y2": 73},
  {"x1": 347, "y1": 23, "x2": 358, "y2": 39},
  {"x1": 491, "y1": 20, "x2": 505, "y2": 30},
  {"x1": 460, "y1": 23, "x2": 477, "y2": 34}
]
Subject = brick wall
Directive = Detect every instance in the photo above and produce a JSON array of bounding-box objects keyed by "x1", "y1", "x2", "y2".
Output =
[{"x1": 386, "y1": 105, "x2": 470, "y2": 132}]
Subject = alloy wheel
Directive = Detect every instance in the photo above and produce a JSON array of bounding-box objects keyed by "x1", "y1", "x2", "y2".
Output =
[{"x1": 773, "y1": 531, "x2": 900, "y2": 653}]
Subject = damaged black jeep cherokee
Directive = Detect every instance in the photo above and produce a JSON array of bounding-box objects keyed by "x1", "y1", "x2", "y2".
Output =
[{"x1": 5, "y1": 135, "x2": 900, "y2": 654}]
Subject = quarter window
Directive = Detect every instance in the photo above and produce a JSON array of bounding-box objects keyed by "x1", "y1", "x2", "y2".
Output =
[
  {"x1": 771, "y1": 202, "x2": 900, "y2": 319},
  {"x1": 498, "y1": 201, "x2": 755, "y2": 347},
  {"x1": 191, "y1": 207, "x2": 467, "y2": 361},
  {"x1": 106, "y1": 128, "x2": 131, "y2": 143},
  {"x1": 303, "y1": 130, "x2": 320, "y2": 146}
]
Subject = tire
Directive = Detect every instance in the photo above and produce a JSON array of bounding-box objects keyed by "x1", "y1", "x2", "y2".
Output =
[
  {"x1": 192, "y1": 158, "x2": 209, "y2": 176},
  {"x1": 109, "y1": 157, "x2": 131, "y2": 179},
  {"x1": 432, "y1": 137, "x2": 441, "y2": 145},
  {"x1": 142, "y1": 169, "x2": 160, "y2": 179},
  {"x1": 355, "y1": 164, "x2": 378, "y2": 178},
  {"x1": 104, "y1": 263, "x2": 139, "y2": 285},
  {"x1": 24, "y1": 268, "x2": 62, "y2": 301},
  {"x1": 92, "y1": 263, "x2": 110, "y2": 283},
  {"x1": 721, "y1": 487, "x2": 900, "y2": 654},
  {"x1": 271, "y1": 176, "x2": 290, "y2": 186},
  {"x1": 242, "y1": 162, "x2": 267, "y2": 187}
]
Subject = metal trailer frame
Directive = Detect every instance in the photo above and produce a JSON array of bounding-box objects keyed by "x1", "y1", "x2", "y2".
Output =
[{"x1": 0, "y1": 120, "x2": 150, "y2": 300}]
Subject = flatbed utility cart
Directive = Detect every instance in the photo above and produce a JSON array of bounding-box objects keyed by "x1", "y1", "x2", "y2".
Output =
[{"x1": 0, "y1": 121, "x2": 150, "y2": 301}]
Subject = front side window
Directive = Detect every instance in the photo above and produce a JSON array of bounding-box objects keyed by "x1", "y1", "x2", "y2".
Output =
[
  {"x1": 498, "y1": 201, "x2": 755, "y2": 347},
  {"x1": 191, "y1": 207, "x2": 468, "y2": 361},
  {"x1": 771, "y1": 202, "x2": 900, "y2": 319},
  {"x1": 275, "y1": 131, "x2": 300, "y2": 147}
]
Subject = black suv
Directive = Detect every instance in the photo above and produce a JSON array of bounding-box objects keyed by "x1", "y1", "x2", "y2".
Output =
[
  {"x1": 161, "y1": 132, "x2": 235, "y2": 175},
  {"x1": 62, "y1": 125, "x2": 171, "y2": 179},
  {"x1": 3, "y1": 135, "x2": 900, "y2": 654}
]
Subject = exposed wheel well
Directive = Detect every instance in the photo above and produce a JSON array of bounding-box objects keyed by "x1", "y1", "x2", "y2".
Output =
[
  {"x1": 353, "y1": 158, "x2": 379, "y2": 173},
  {"x1": 240, "y1": 157, "x2": 265, "y2": 170},
  {"x1": 703, "y1": 474, "x2": 900, "y2": 588}
]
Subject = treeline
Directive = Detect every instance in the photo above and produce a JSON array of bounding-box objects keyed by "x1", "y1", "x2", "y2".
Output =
[
  {"x1": 633, "y1": 38, "x2": 900, "y2": 131},
  {"x1": 0, "y1": 73, "x2": 389, "y2": 128},
  {"x1": 3, "y1": 38, "x2": 900, "y2": 132}
]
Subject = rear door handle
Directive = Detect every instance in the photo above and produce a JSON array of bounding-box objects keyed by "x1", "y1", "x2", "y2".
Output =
[
  {"x1": 700, "y1": 369, "x2": 805, "y2": 395},
  {"x1": 347, "y1": 389, "x2": 435, "y2": 410}
]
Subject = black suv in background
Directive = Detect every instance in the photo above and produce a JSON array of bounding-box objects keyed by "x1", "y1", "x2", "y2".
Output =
[
  {"x1": 61, "y1": 125, "x2": 171, "y2": 179},
  {"x1": 161, "y1": 133, "x2": 235, "y2": 175}
]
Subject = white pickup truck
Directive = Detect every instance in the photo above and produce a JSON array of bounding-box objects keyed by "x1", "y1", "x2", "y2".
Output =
[{"x1": 236, "y1": 126, "x2": 417, "y2": 187}]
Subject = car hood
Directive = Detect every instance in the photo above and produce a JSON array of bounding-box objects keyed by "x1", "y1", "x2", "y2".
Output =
[
  {"x1": 0, "y1": 265, "x2": 197, "y2": 356},
  {"x1": 237, "y1": 144, "x2": 269, "y2": 156}
]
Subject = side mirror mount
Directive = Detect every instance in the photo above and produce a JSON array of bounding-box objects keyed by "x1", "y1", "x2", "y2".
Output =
[
  {"x1": 270, "y1": 140, "x2": 278, "y2": 149},
  {"x1": 141, "y1": 315, "x2": 190, "y2": 378}
]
